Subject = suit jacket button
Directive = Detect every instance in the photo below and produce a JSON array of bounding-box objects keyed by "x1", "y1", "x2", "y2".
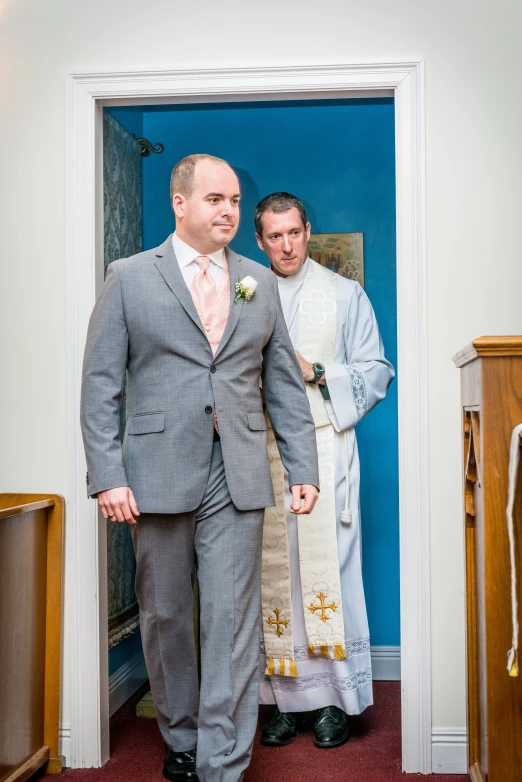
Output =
[
  {"x1": 210, "y1": 365, "x2": 216, "y2": 373},
  {"x1": 205, "y1": 406, "x2": 213, "y2": 414}
]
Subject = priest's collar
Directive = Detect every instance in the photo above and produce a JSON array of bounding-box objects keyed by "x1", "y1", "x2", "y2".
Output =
[{"x1": 274, "y1": 256, "x2": 311, "y2": 285}]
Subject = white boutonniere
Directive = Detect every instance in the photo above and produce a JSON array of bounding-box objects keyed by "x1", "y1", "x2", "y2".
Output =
[{"x1": 234, "y1": 275, "x2": 258, "y2": 303}]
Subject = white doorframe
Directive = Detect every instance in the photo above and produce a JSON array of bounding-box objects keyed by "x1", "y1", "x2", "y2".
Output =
[{"x1": 65, "y1": 60, "x2": 429, "y2": 772}]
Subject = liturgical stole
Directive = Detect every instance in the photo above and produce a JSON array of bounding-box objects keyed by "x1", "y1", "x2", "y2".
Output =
[{"x1": 262, "y1": 260, "x2": 347, "y2": 676}]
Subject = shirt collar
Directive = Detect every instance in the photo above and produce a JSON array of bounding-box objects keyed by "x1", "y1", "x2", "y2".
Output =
[{"x1": 172, "y1": 232, "x2": 225, "y2": 269}]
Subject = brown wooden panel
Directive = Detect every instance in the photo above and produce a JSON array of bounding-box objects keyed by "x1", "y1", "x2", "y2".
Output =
[
  {"x1": 0, "y1": 511, "x2": 48, "y2": 777},
  {"x1": 481, "y1": 356, "x2": 522, "y2": 781},
  {"x1": 1, "y1": 746, "x2": 50, "y2": 782},
  {"x1": 0, "y1": 496, "x2": 56, "y2": 513},
  {"x1": 460, "y1": 360, "x2": 484, "y2": 777},
  {"x1": 0, "y1": 495, "x2": 64, "y2": 776},
  {"x1": 43, "y1": 497, "x2": 65, "y2": 774},
  {"x1": 0, "y1": 500, "x2": 54, "y2": 520},
  {"x1": 464, "y1": 410, "x2": 481, "y2": 768},
  {"x1": 456, "y1": 345, "x2": 522, "y2": 782}
]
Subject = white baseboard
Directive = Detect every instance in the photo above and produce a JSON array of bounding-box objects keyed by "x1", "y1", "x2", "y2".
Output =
[
  {"x1": 371, "y1": 645, "x2": 401, "y2": 680},
  {"x1": 108, "y1": 650, "x2": 148, "y2": 717},
  {"x1": 59, "y1": 723, "x2": 71, "y2": 767},
  {"x1": 431, "y1": 727, "x2": 467, "y2": 774}
]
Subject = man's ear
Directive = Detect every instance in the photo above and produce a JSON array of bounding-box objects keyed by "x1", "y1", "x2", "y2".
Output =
[
  {"x1": 172, "y1": 193, "x2": 186, "y2": 219},
  {"x1": 305, "y1": 221, "x2": 311, "y2": 241},
  {"x1": 255, "y1": 232, "x2": 265, "y2": 252}
]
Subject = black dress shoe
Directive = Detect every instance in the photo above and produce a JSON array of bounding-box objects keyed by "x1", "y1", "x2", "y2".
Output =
[
  {"x1": 163, "y1": 744, "x2": 198, "y2": 781},
  {"x1": 260, "y1": 707, "x2": 298, "y2": 746},
  {"x1": 314, "y1": 705, "x2": 350, "y2": 748}
]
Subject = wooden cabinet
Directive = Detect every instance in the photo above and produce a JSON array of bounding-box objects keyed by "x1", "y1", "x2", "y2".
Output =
[{"x1": 454, "y1": 337, "x2": 522, "y2": 782}]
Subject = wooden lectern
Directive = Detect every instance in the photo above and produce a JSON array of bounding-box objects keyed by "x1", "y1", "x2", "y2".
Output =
[{"x1": 454, "y1": 337, "x2": 522, "y2": 782}]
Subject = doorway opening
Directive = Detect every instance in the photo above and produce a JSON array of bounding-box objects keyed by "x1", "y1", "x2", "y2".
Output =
[
  {"x1": 103, "y1": 97, "x2": 400, "y2": 731},
  {"x1": 65, "y1": 61, "x2": 429, "y2": 774}
]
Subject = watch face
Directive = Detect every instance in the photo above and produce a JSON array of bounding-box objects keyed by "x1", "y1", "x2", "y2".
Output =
[{"x1": 314, "y1": 362, "x2": 325, "y2": 372}]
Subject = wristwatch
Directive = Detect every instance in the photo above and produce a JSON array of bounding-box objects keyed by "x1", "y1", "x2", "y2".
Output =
[{"x1": 310, "y1": 362, "x2": 326, "y2": 384}]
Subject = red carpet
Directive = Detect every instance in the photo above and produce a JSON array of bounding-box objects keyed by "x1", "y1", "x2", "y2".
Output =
[{"x1": 41, "y1": 683, "x2": 468, "y2": 781}]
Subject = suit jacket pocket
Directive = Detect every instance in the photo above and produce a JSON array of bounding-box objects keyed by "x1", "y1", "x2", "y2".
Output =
[
  {"x1": 128, "y1": 412, "x2": 165, "y2": 435},
  {"x1": 247, "y1": 412, "x2": 267, "y2": 431}
]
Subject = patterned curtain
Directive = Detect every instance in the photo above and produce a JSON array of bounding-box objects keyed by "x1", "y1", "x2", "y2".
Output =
[{"x1": 103, "y1": 111, "x2": 142, "y2": 647}]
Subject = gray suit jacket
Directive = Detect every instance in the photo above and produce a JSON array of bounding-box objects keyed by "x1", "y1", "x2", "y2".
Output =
[{"x1": 81, "y1": 236, "x2": 319, "y2": 513}]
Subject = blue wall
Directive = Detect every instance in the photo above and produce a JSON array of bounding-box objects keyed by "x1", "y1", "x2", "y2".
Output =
[{"x1": 109, "y1": 99, "x2": 399, "y2": 647}]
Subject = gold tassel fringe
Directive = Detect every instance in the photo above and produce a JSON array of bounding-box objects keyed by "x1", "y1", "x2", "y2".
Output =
[
  {"x1": 266, "y1": 645, "x2": 348, "y2": 673},
  {"x1": 307, "y1": 643, "x2": 348, "y2": 661},
  {"x1": 509, "y1": 650, "x2": 519, "y2": 677},
  {"x1": 265, "y1": 658, "x2": 299, "y2": 677}
]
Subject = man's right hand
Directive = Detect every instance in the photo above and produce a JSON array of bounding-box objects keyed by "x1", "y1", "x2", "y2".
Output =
[{"x1": 98, "y1": 487, "x2": 140, "y2": 525}]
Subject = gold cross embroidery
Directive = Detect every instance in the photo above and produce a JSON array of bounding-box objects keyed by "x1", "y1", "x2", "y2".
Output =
[
  {"x1": 308, "y1": 592, "x2": 338, "y2": 623},
  {"x1": 266, "y1": 607, "x2": 289, "y2": 638}
]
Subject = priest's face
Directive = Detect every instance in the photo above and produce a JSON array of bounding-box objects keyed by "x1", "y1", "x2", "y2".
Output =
[
  {"x1": 256, "y1": 207, "x2": 311, "y2": 278},
  {"x1": 172, "y1": 159, "x2": 241, "y2": 253}
]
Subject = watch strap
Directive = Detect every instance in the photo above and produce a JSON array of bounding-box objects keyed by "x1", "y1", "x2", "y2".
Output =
[{"x1": 311, "y1": 362, "x2": 326, "y2": 384}]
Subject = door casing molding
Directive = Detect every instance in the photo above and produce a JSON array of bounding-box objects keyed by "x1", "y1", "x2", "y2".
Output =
[{"x1": 65, "y1": 59, "x2": 430, "y2": 772}]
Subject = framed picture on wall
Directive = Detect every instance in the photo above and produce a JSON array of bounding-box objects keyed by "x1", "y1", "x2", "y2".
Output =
[{"x1": 308, "y1": 232, "x2": 364, "y2": 287}]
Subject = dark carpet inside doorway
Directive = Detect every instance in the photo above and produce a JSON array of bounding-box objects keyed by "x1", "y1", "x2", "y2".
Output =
[{"x1": 39, "y1": 682, "x2": 468, "y2": 782}]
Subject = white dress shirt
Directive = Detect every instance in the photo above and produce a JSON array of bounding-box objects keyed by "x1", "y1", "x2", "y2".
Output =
[{"x1": 172, "y1": 232, "x2": 225, "y2": 291}]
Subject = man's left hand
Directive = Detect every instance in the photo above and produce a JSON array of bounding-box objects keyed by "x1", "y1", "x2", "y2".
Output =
[{"x1": 290, "y1": 484, "x2": 319, "y2": 514}]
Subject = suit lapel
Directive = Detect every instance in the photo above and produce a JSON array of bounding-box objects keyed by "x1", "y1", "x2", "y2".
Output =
[
  {"x1": 214, "y1": 249, "x2": 245, "y2": 359},
  {"x1": 154, "y1": 236, "x2": 206, "y2": 337}
]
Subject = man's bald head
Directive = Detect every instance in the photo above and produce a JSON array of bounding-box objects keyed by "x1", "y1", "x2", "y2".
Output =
[{"x1": 170, "y1": 154, "x2": 233, "y2": 201}]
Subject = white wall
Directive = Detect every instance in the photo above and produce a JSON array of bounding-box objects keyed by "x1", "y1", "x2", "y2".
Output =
[{"x1": 1, "y1": 0, "x2": 521, "y2": 757}]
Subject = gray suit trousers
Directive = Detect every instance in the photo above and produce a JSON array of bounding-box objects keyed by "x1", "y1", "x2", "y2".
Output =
[{"x1": 134, "y1": 443, "x2": 264, "y2": 782}]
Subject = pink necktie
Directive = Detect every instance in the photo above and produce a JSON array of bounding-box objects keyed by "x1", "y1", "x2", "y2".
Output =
[
  {"x1": 191, "y1": 256, "x2": 220, "y2": 433},
  {"x1": 191, "y1": 256, "x2": 217, "y2": 326}
]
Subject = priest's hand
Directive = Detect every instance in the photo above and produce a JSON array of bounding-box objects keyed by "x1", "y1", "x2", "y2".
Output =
[
  {"x1": 98, "y1": 486, "x2": 140, "y2": 524},
  {"x1": 290, "y1": 484, "x2": 319, "y2": 515},
  {"x1": 295, "y1": 350, "x2": 315, "y2": 382},
  {"x1": 295, "y1": 350, "x2": 325, "y2": 385}
]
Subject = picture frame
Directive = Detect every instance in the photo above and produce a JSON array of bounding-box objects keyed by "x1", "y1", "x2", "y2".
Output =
[{"x1": 308, "y1": 232, "x2": 364, "y2": 287}]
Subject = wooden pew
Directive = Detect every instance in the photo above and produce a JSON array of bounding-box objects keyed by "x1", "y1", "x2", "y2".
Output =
[{"x1": 0, "y1": 494, "x2": 64, "y2": 781}]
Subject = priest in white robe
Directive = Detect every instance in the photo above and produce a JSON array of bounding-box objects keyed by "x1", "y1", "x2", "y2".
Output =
[{"x1": 255, "y1": 192, "x2": 394, "y2": 749}]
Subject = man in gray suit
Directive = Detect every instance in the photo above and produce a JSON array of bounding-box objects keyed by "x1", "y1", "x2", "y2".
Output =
[{"x1": 81, "y1": 154, "x2": 319, "y2": 782}]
